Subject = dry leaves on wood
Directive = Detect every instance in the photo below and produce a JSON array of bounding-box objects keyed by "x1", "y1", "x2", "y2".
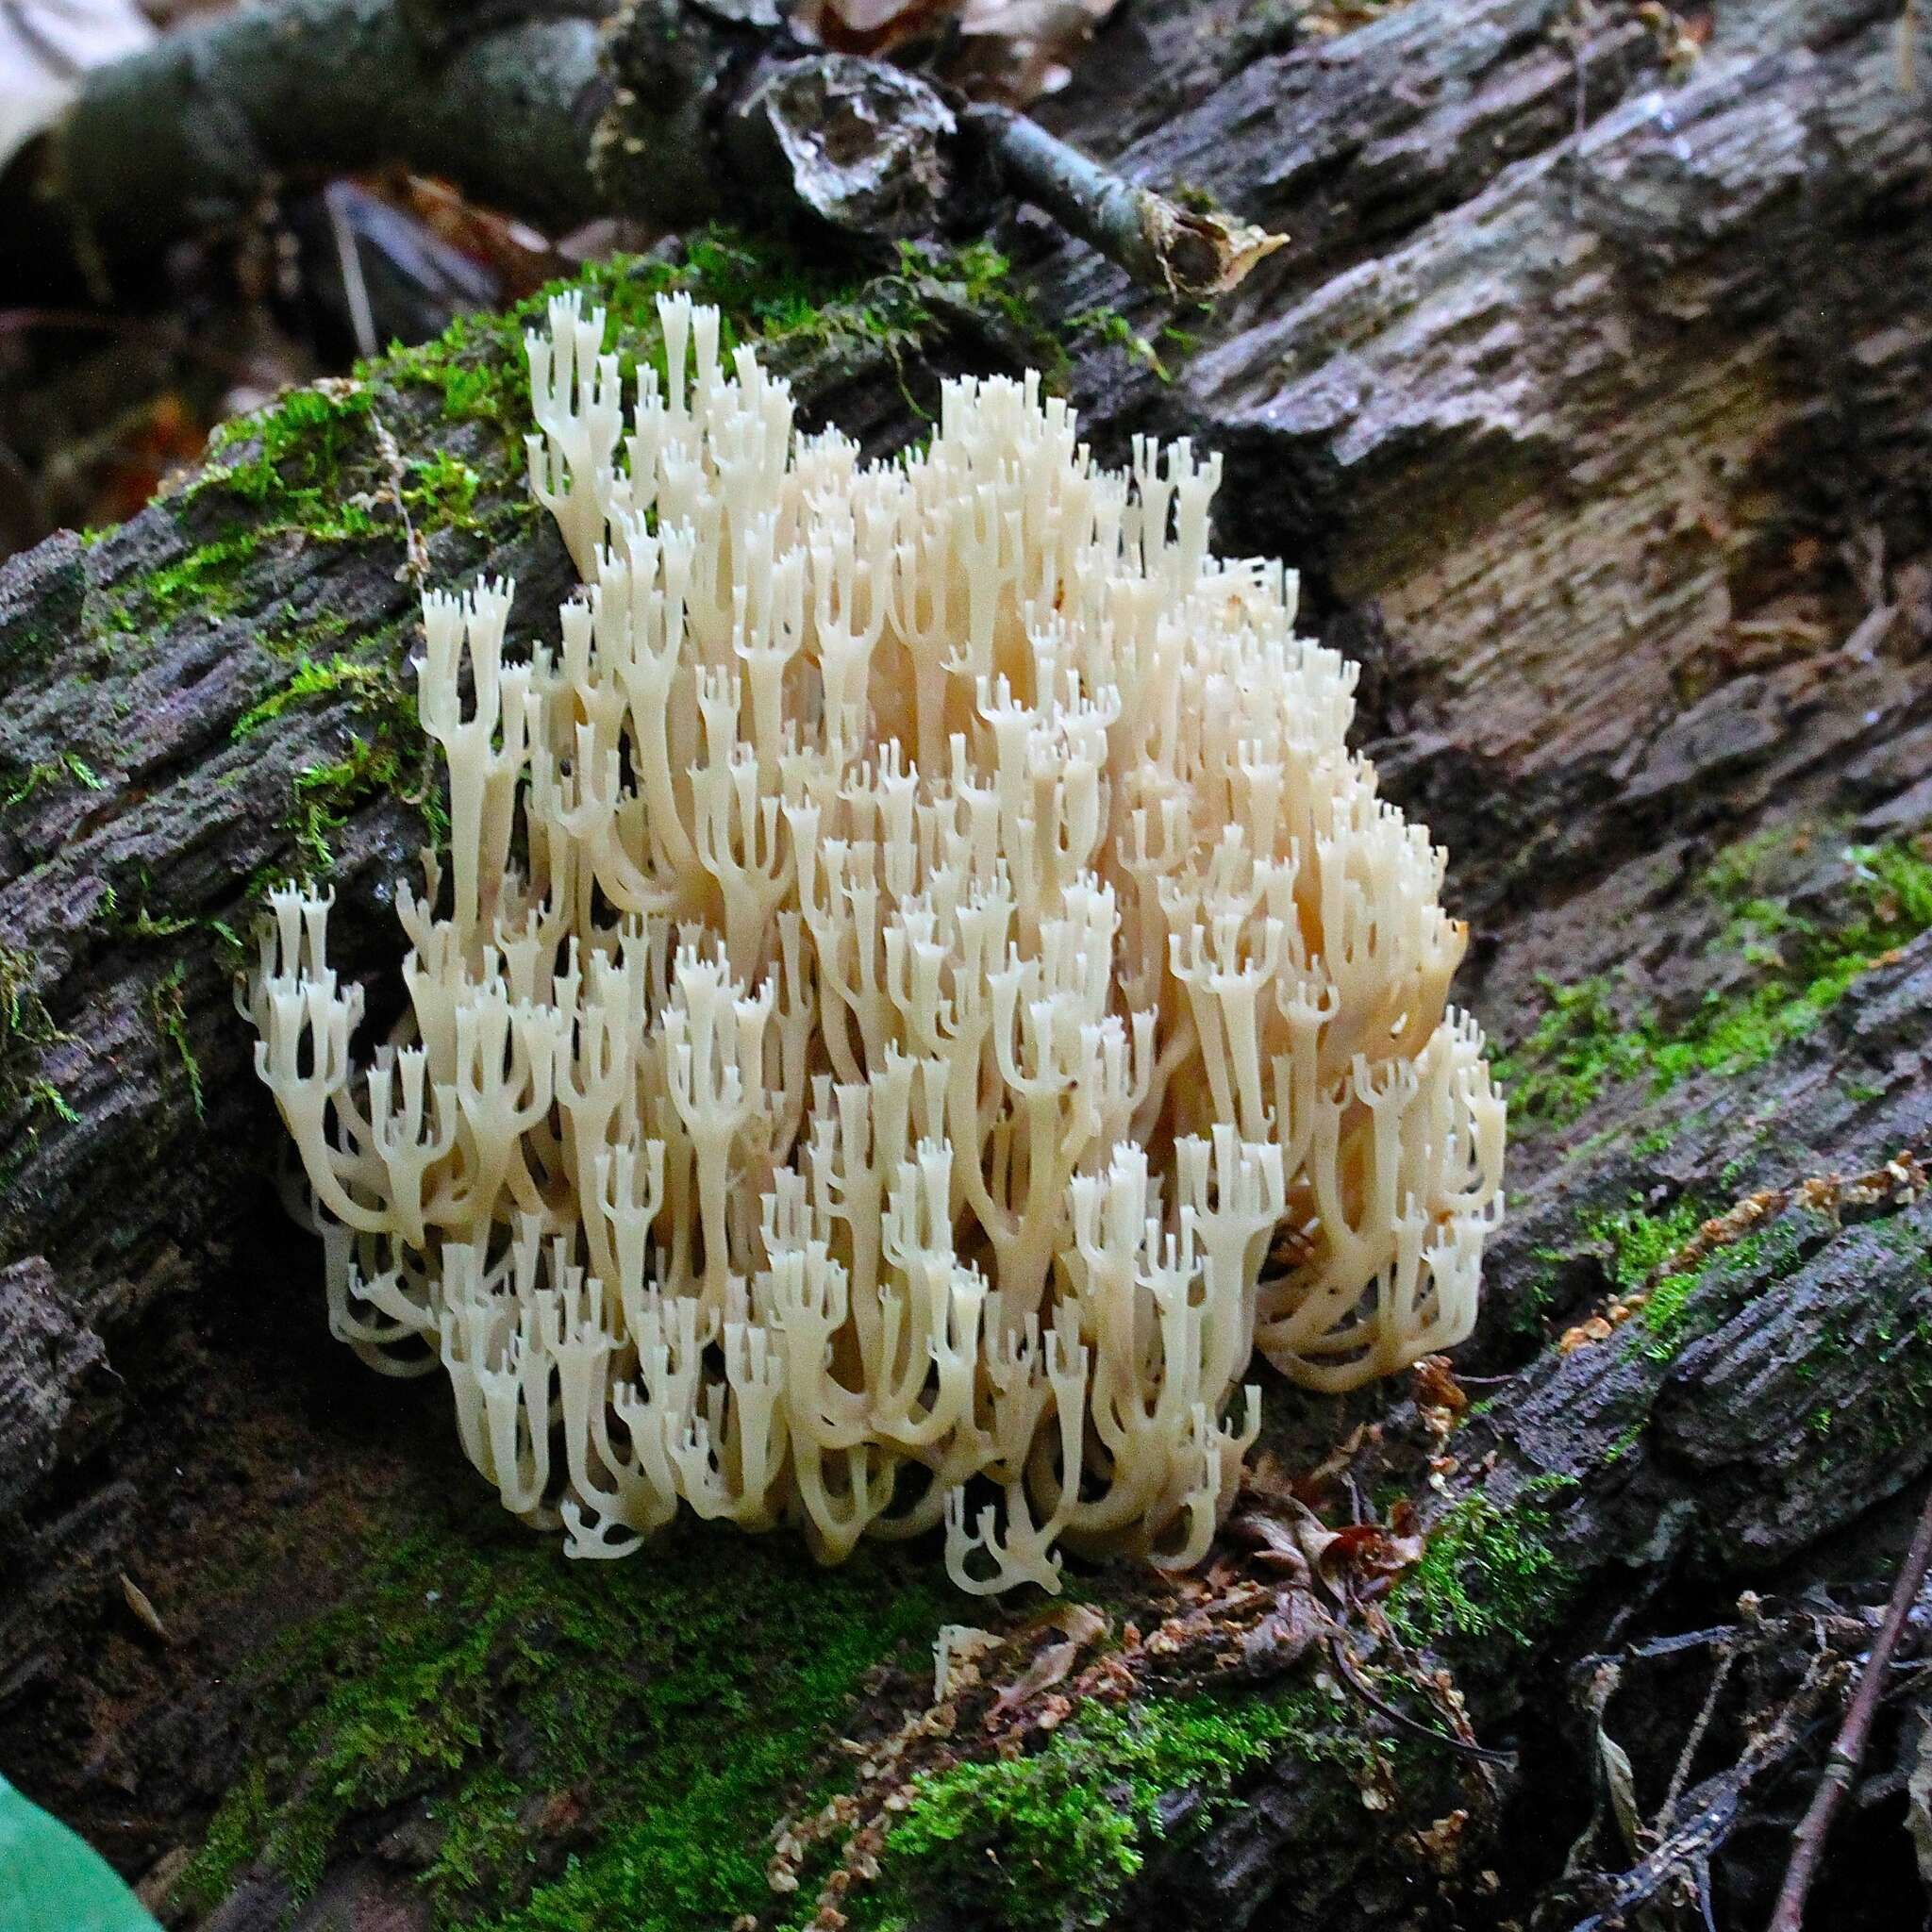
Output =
[
  {"x1": 1557, "y1": 1148, "x2": 1928, "y2": 1354},
  {"x1": 792, "y1": 0, "x2": 1122, "y2": 102}
]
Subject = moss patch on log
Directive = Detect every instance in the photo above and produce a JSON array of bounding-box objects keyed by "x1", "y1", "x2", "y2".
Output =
[
  {"x1": 1495, "y1": 824, "x2": 1932, "y2": 1129},
  {"x1": 0, "y1": 942, "x2": 76, "y2": 1186},
  {"x1": 1388, "y1": 1474, "x2": 1578, "y2": 1655},
  {"x1": 175, "y1": 1493, "x2": 963, "y2": 1931},
  {"x1": 375, "y1": 229, "x2": 1052, "y2": 452},
  {"x1": 858, "y1": 1679, "x2": 1408, "y2": 1932}
]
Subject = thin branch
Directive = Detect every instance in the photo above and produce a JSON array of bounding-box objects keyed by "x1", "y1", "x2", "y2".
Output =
[
  {"x1": 960, "y1": 102, "x2": 1286, "y2": 301},
  {"x1": 1660, "y1": 1637, "x2": 1738, "y2": 1832},
  {"x1": 1768, "y1": 1479, "x2": 1932, "y2": 1932},
  {"x1": 1326, "y1": 1633, "x2": 1517, "y2": 1767}
]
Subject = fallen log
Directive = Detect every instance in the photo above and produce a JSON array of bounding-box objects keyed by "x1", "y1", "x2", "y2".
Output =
[{"x1": 4, "y1": 1, "x2": 1932, "y2": 1927}]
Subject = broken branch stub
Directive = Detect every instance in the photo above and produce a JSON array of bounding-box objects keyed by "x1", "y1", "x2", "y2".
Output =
[
  {"x1": 724, "y1": 53, "x2": 958, "y2": 238},
  {"x1": 961, "y1": 102, "x2": 1287, "y2": 300}
]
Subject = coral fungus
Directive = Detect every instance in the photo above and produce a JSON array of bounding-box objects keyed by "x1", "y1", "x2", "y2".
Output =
[{"x1": 243, "y1": 293, "x2": 1504, "y2": 1591}]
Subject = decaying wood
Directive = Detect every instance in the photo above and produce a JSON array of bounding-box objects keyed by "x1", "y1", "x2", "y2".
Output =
[{"x1": 5, "y1": 0, "x2": 1932, "y2": 1926}]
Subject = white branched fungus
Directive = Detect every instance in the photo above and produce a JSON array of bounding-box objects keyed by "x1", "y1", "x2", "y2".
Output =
[{"x1": 242, "y1": 293, "x2": 1506, "y2": 1592}]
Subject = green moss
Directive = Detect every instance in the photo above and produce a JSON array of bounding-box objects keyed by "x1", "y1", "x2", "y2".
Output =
[
  {"x1": 191, "y1": 1507, "x2": 959, "y2": 1932},
  {"x1": 1064, "y1": 307, "x2": 1175, "y2": 381},
  {"x1": 1169, "y1": 182, "x2": 1224, "y2": 214},
  {"x1": 100, "y1": 388, "x2": 388, "y2": 646},
  {"x1": 1589, "y1": 1196, "x2": 1708, "y2": 1292},
  {"x1": 1634, "y1": 1268, "x2": 1705, "y2": 1355},
  {"x1": 1517, "y1": 1195, "x2": 1707, "y2": 1341},
  {"x1": 19, "y1": 1077, "x2": 78, "y2": 1127},
  {"x1": 1507, "y1": 1274, "x2": 1557, "y2": 1339},
  {"x1": 147, "y1": 960, "x2": 205, "y2": 1121},
  {"x1": 1490, "y1": 976, "x2": 1652, "y2": 1126},
  {"x1": 0, "y1": 943, "x2": 75, "y2": 1164},
  {"x1": 1868, "y1": 1315, "x2": 1932, "y2": 1457},
  {"x1": 1701, "y1": 824, "x2": 1795, "y2": 907},
  {"x1": 107, "y1": 527, "x2": 274, "y2": 635},
  {"x1": 1498, "y1": 831, "x2": 1932, "y2": 1127},
  {"x1": 262, "y1": 608, "x2": 354, "y2": 662},
  {"x1": 178, "y1": 1767, "x2": 270, "y2": 1914},
  {"x1": 1388, "y1": 1475, "x2": 1577, "y2": 1652},
  {"x1": 1, "y1": 750, "x2": 105, "y2": 815},
  {"x1": 289, "y1": 735, "x2": 411, "y2": 874},
  {"x1": 378, "y1": 230, "x2": 1054, "y2": 452},
  {"x1": 403, "y1": 450, "x2": 484, "y2": 531},
  {"x1": 0, "y1": 945, "x2": 59, "y2": 1064},
  {"x1": 229, "y1": 620, "x2": 442, "y2": 886},
  {"x1": 199, "y1": 385, "x2": 377, "y2": 536},
  {"x1": 1631, "y1": 1212, "x2": 1818, "y2": 1360},
  {"x1": 868, "y1": 1681, "x2": 1382, "y2": 1932},
  {"x1": 95, "y1": 871, "x2": 242, "y2": 956},
  {"x1": 234, "y1": 652, "x2": 395, "y2": 740}
]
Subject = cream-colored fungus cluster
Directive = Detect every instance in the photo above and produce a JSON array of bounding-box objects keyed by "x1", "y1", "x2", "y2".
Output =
[{"x1": 242, "y1": 292, "x2": 1505, "y2": 1592}]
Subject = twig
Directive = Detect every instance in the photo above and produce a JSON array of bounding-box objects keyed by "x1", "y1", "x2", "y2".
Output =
[
  {"x1": 368, "y1": 409, "x2": 430, "y2": 586},
  {"x1": 325, "y1": 181, "x2": 381, "y2": 362},
  {"x1": 960, "y1": 103, "x2": 1286, "y2": 302},
  {"x1": 1568, "y1": 0, "x2": 1593, "y2": 221},
  {"x1": 1768, "y1": 1478, "x2": 1932, "y2": 1932},
  {"x1": 1572, "y1": 1642, "x2": 1842, "y2": 1932},
  {"x1": 1326, "y1": 1632, "x2": 1517, "y2": 1766},
  {"x1": 1659, "y1": 1636, "x2": 1737, "y2": 1831}
]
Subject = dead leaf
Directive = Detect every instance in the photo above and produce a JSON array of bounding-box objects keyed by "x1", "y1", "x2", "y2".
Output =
[
  {"x1": 1044, "y1": 1601, "x2": 1110, "y2": 1646},
  {"x1": 792, "y1": 0, "x2": 957, "y2": 56},
  {"x1": 793, "y1": 0, "x2": 1122, "y2": 103},
  {"x1": 931, "y1": 1623, "x2": 999, "y2": 1702},
  {"x1": 1412, "y1": 1353, "x2": 1469, "y2": 1415},
  {"x1": 1241, "y1": 1590, "x2": 1326, "y2": 1675},
  {"x1": 990, "y1": 1638, "x2": 1080, "y2": 1718},
  {"x1": 1412, "y1": 1807, "x2": 1470, "y2": 1871},
  {"x1": 950, "y1": 0, "x2": 1121, "y2": 101},
  {"x1": 1599, "y1": 1726, "x2": 1645, "y2": 1860},
  {"x1": 1231, "y1": 1510, "x2": 1312, "y2": 1587},
  {"x1": 120, "y1": 1571, "x2": 170, "y2": 1642},
  {"x1": 1323, "y1": 1522, "x2": 1425, "y2": 1593},
  {"x1": 1305, "y1": 1422, "x2": 1373, "y2": 1487}
]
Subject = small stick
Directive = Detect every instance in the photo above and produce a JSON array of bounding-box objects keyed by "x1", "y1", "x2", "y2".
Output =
[
  {"x1": 1326, "y1": 1632, "x2": 1516, "y2": 1766},
  {"x1": 1768, "y1": 1479, "x2": 1932, "y2": 1932},
  {"x1": 960, "y1": 103, "x2": 1286, "y2": 302}
]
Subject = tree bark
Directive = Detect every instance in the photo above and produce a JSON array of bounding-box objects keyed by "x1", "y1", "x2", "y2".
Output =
[{"x1": 5, "y1": 0, "x2": 1932, "y2": 1927}]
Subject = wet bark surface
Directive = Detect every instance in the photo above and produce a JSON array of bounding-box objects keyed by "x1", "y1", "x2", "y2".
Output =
[{"x1": 5, "y1": 2, "x2": 1932, "y2": 1927}]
